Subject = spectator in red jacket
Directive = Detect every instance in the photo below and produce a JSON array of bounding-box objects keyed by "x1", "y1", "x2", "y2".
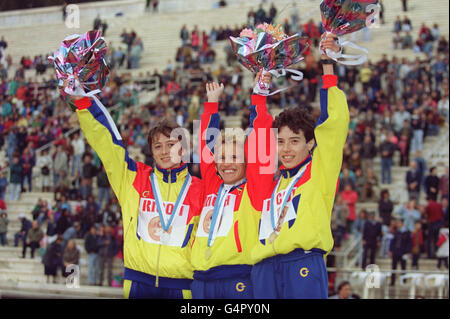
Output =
[
  {"x1": 439, "y1": 166, "x2": 449, "y2": 200},
  {"x1": 425, "y1": 196, "x2": 444, "y2": 258},
  {"x1": 341, "y1": 184, "x2": 359, "y2": 233},
  {"x1": 303, "y1": 19, "x2": 320, "y2": 46},
  {"x1": 16, "y1": 81, "x2": 29, "y2": 102}
]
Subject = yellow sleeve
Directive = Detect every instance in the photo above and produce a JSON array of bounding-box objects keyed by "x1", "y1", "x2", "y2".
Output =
[
  {"x1": 74, "y1": 98, "x2": 137, "y2": 215},
  {"x1": 311, "y1": 76, "x2": 349, "y2": 212}
]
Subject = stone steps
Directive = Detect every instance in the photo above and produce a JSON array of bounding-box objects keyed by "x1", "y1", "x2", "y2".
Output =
[
  {"x1": 0, "y1": 255, "x2": 123, "y2": 272},
  {"x1": 370, "y1": 257, "x2": 446, "y2": 271},
  {"x1": 0, "y1": 255, "x2": 124, "y2": 287},
  {"x1": 0, "y1": 241, "x2": 122, "y2": 263},
  {"x1": 4, "y1": 0, "x2": 449, "y2": 77},
  {"x1": 0, "y1": 280, "x2": 123, "y2": 299}
]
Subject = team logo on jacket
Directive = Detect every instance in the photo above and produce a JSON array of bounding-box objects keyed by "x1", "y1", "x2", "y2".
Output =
[
  {"x1": 137, "y1": 197, "x2": 189, "y2": 246},
  {"x1": 142, "y1": 190, "x2": 151, "y2": 198},
  {"x1": 235, "y1": 282, "x2": 246, "y2": 292},
  {"x1": 196, "y1": 193, "x2": 236, "y2": 238},
  {"x1": 300, "y1": 267, "x2": 309, "y2": 277}
]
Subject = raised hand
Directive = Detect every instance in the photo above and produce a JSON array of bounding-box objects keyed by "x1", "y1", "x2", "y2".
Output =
[
  {"x1": 253, "y1": 70, "x2": 273, "y2": 89},
  {"x1": 320, "y1": 33, "x2": 340, "y2": 60},
  {"x1": 62, "y1": 78, "x2": 84, "y2": 100},
  {"x1": 206, "y1": 82, "x2": 224, "y2": 103}
]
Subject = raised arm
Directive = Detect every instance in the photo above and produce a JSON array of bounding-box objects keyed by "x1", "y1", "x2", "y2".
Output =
[
  {"x1": 73, "y1": 97, "x2": 137, "y2": 210},
  {"x1": 199, "y1": 83, "x2": 223, "y2": 181},
  {"x1": 245, "y1": 71, "x2": 276, "y2": 211},
  {"x1": 312, "y1": 34, "x2": 350, "y2": 211}
]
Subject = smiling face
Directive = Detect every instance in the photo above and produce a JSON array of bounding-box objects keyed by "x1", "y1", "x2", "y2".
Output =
[
  {"x1": 277, "y1": 126, "x2": 315, "y2": 169},
  {"x1": 214, "y1": 140, "x2": 246, "y2": 185},
  {"x1": 151, "y1": 133, "x2": 182, "y2": 170}
]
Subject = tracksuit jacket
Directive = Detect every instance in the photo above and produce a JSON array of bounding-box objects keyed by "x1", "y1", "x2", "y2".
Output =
[{"x1": 74, "y1": 97, "x2": 203, "y2": 299}]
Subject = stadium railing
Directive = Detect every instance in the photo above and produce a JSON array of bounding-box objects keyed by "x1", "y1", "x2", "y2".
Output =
[{"x1": 326, "y1": 267, "x2": 449, "y2": 299}]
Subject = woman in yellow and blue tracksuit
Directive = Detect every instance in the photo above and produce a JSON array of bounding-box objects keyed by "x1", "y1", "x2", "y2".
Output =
[
  {"x1": 250, "y1": 37, "x2": 350, "y2": 298},
  {"x1": 190, "y1": 82, "x2": 275, "y2": 299},
  {"x1": 73, "y1": 97, "x2": 203, "y2": 299}
]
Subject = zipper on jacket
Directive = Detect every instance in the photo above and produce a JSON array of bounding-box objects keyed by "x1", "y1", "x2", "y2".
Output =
[
  {"x1": 155, "y1": 243, "x2": 162, "y2": 287},
  {"x1": 167, "y1": 168, "x2": 172, "y2": 201}
]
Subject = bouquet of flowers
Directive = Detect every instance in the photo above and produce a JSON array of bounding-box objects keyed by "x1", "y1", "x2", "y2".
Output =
[
  {"x1": 230, "y1": 23, "x2": 309, "y2": 94},
  {"x1": 230, "y1": 23, "x2": 309, "y2": 74},
  {"x1": 48, "y1": 30, "x2": 109, "y2": 111},
  {"x1": 320, "y1": 0, "x2": 379, "y2": 36},
  {"x1": 320, "y1": 0, "x2": 380, "y2": 65}
]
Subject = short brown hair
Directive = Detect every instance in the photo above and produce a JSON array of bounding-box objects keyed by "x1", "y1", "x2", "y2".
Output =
[
  {"x1": 273, "y1": 107, "x2": 315, "y2": 142},
  {"x1": 214, "y1": 129, "x2": 246, "y2": 163},
  {"x1": 147, "y1": 119, "x2": 185, "y2": 156}
]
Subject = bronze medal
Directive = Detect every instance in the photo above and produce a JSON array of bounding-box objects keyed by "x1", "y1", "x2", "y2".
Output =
[{"x1": 268, "y1": 231, "x2": 278, "y2": 244}]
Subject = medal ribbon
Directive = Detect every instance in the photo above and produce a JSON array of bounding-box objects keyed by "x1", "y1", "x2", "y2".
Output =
[
  {"x1": 269, "y1": 161, "x2": 311, "y2": 232},
  {"x1": 150, "y1": 171, "x2": 192, "y2": 234},
  {"x1": 207, "y1": 179, "x2": 246, "y2": 248}
]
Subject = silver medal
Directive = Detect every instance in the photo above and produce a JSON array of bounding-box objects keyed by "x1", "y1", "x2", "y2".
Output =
[{"x1": 160, "y1": 231, "x2": 170, "y2": 245}]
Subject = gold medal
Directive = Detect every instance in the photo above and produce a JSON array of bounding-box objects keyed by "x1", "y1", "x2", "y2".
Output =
[
  {"x1": 205, "y1": 247, "x2": 212, "y2": 260},
  {"x1": 268, "y1": 231, "x2": 278, "y2": 244}
]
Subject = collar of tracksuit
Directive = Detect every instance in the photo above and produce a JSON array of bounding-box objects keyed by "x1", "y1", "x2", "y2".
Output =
[
  {"x1": 222, "y1": 178, "x2": 247, "y2": 193},
  {"x1": 279, "y1": 155, "x2": 312, "y2": 179},
  {"x1": 154, "y1": 163, "x2": 188, "y2": 183}
]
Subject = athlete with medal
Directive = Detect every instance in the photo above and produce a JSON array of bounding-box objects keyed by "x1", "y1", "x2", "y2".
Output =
[
  {"x1": 251, "y1": 33, "x2": 350, "y2": 299},
  {"x1": 71, "y1": 96, "x2": 203, "y2": 299},
  {"x1": 190, "y1": 73, "x2": 276, "y2": 299}
]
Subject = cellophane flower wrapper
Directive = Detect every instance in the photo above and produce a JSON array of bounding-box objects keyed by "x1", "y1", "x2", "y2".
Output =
[
  {"x1": 229, "y1": 25, "x2": 309, "y2": 74},
  {"x1": 320, "y1": 0, "x2": 379, "y2": 36},
  {"x1": 48, "y1": 30, "x2": 109, "y2": 111}
]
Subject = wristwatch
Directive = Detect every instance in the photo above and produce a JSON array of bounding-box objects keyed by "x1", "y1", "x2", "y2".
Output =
[{"x1": 320, "y1": 59, "x2": 336, "y2": 65}]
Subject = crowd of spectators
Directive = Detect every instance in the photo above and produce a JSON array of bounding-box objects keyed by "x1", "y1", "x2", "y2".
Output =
[
  {"x1": 10, "y1": 193, "x2": 123, "y2": 286},
  {"x1": 392, "y1": 16, "x2": 448, "y2": 57},
  {"x1": 102, "y1": 29, "x2": 145, "y2": 70}
]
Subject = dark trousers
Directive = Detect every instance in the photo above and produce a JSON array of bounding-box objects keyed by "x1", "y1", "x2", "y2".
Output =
[
  {"x1": 362, "y1": 244, "x2": 377, "y2": 270},
  {"x1": 14, "y1": 232, "x2": 26, "y2": 247},
  {"x1": 391, "y1": 254, "x2": 407, "y2": 285},
  {"x1": 335, "y1": 225, "x2": 346, "y2": 247},
  {"x1": 128, "y1": 280, "x2": 185, "y2": 299},
  {"x1": 251, "y1": 249, "x2": 328, "y2": 299},
  {"x1": 411, "y1": 253, "x2": 420, "y2": 269},
  {"x1": 99, "y1": 255, "x2": 114, "y2": 286},
  {"x1": 381, "y1": 158, "x2": 392, "y2": 184},
  {"x1": 427, "y1": 221, "x2": 441, "y2": 258},
  {"x1": 0, "y1": 232, "x2": 7, "y2": 246},
  {"x1": 402, "y1": 0, "x2": 407, "y2": 11},
  {"x1": 23, "y1": 241, "x2": 40, "y2": 258}
]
